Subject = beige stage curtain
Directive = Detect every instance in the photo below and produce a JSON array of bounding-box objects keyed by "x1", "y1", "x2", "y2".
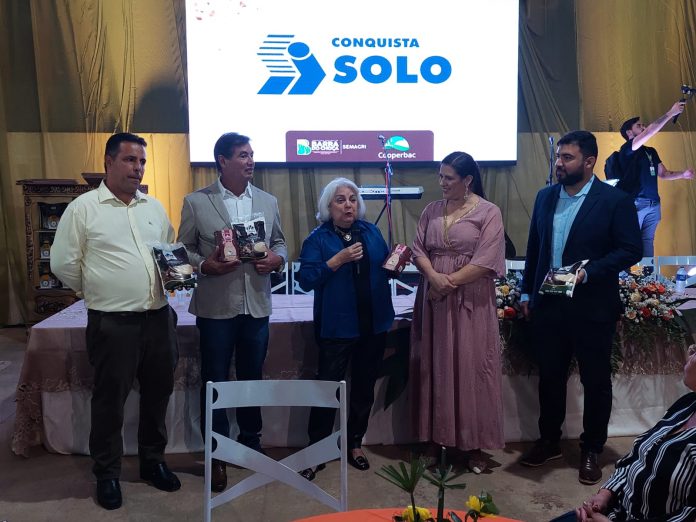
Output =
[{"x1": 2, "y1": 0, "x2": 696, "y2": 325}]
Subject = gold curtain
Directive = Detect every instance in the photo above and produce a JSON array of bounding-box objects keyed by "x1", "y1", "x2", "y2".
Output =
[{"x1": 2, "y1": 0, "x2": 696, "y2": 325}]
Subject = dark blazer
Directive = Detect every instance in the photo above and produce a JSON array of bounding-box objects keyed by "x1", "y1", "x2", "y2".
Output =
[
  {"x1": 296, "y1": 220, "x2": 395, "y2": 339},
  {"x1": 521, "y1": 176, "x2": 642, "y2": 322}
]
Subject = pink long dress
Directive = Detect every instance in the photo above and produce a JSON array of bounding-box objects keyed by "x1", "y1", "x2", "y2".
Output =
[{"x1": 410, "y1": 198, "x2": 506, "y2": 450}]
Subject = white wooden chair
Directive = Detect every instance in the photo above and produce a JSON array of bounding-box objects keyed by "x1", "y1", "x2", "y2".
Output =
[
  {"x1": 390, "y1": 262, "x2": 419, "y2": 296},
  {"x1": 291, "y1": 261, "x2": 313, "y2": 295},
  {"x1": 505, "y1": 259, "x2": 525, "y2": 272},
  {"x1": 203, "y1": 380, "x2": 347, "y2": 522},
  {"x1": 270, "y1": 262, "x2": 290, "y2": 294}
]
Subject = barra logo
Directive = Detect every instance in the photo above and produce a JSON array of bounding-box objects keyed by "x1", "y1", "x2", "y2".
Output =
[
  {"x1": 296, "y1": 139, "x2": 312, "y2": 155},
  {"x1": 296, "y1": 138, "x2": 341, "y2": 155},
  {"x1": 258, "y1": 35, "x2": 326, "y2": 95}
]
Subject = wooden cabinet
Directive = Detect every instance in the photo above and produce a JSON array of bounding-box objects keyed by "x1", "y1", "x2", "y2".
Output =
[
  {"x1": 16, "y1": 178, "x2": 147, "y2": 322},
  {"x1": 17, "y1": 180, "x2": 91, "y2": 322}
]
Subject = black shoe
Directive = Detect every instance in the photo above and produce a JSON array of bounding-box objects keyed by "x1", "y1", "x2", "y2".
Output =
[
  {"x1": 519, "y1": 440, "x2": 563, "y2": 467},
  {"x1": 140, "y1": 461, "x2": 181, "y2": 492},
  {"x1": 348, "y1": 451, "x2": 370, "y2": 471},
  {"x1": 239, "y1": 438, "x2": 267, "y2": 455},
  {"x1": 211, "y1": 459, "x2": 227, "y2": 492},
  {"x1": 96, "y1": 479, "x2": 122, "y2": 510},
  {"x1": 579, "y1": 451, "x2": 602, "y2": 485},
  {"x1": 299, "y1": 463, "x2": 326, "y2": 481}
]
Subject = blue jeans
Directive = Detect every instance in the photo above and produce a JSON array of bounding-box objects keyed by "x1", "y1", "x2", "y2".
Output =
[
  {"x1": 634, "y1": 198, "x2": 661, "y2": 257},
  {"x1": 548, "y1": 511, "x2": 576, "y2": 522},
  {"x1": 197, "y1": 315, "x2": 269, "y2": 447}
]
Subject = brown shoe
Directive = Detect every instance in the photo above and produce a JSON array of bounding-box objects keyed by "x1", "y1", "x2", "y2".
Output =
[
  {"x1": 211, "y1": 459, "x2": 227, "y2": 492},
  {"x1": 579, "y1": 451, "x2": 602, "y2": 485}
]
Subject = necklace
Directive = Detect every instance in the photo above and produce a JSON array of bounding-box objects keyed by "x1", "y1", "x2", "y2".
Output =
[
  {"x1": 334, "y1": 225, "x2": 352, "y2": 243},
  {"x1": 443, "y1": 198, "x2": 480, "y2": 247}
]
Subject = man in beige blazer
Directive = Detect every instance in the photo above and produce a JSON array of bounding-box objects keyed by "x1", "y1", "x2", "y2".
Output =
[{"x1": 178, "y1": 132, "x2": 287, "y2": 492}]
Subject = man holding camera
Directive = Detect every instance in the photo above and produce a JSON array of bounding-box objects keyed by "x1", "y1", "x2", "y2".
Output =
[{"x1": 613, "y1": 100, "x2": 694, "y2": 256}]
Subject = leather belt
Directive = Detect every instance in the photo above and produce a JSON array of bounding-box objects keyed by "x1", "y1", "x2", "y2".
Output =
[{"x1": 87, "y1": 304, "x2": 169, "y2": 318}]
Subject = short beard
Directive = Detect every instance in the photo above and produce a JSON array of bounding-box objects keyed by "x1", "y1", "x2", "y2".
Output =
[{"x1": 557, "y1": 171, "x2": 584, "y2": 186}]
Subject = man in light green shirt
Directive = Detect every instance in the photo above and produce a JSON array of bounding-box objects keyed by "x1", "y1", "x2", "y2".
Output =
[{"x1": 51, "y1": 133, "x2": 181, "y2": 510}]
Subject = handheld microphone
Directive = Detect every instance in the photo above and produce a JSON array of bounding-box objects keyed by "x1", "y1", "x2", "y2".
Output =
[
  {"x1": 351, "y1": 225, "x2": 362, "y2": 275},
  {"x1": 378, "y1": 134, "x2": 386, "y2": 144},
  {"x1": 673, "y1": 84, "x2": 691, "y2": 124}
]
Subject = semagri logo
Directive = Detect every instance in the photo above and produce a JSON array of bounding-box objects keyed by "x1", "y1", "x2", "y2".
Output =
[{"x1": 258, "y1": 35, "x2": 326, "y2": 95}]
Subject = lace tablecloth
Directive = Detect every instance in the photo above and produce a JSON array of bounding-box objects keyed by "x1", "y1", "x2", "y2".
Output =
[
  {"x1": 11, "y1": 295, "x2": 415, "y2": 457},
  {"x1": 12, "y1": 291, "x2": 695, "y2": 457}
]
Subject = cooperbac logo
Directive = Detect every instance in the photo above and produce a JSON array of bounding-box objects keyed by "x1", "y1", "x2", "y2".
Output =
[{"x1": 258, "y1": 35, "x2": 452, "y2": 95}]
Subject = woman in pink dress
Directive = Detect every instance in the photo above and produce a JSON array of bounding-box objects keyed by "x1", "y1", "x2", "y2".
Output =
[{"x1": 410, "y1": 151, "x2": 506, "y2": 473}]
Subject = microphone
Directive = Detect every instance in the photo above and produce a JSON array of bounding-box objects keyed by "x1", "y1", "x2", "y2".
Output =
[
  {"x1": 673, "y1": 84, "x2": 691, "y2": 124},
  {"x1": 378, "y1": 134, "x2": 386, "y2": 144},
  {"x1": 351, "y1": 225, "x2": 362, "y2": 275},
  {"x1": 547, "y1": 135, "x2": 555, "y2": 186}
]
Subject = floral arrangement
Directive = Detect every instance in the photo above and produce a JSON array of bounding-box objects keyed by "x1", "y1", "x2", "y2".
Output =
[
  {"x1": 617, "y1": 268, "x2": 688, "y2": 351},
  {"x1": 494, "y1": 271, "x2": 522, "y2": 321}
]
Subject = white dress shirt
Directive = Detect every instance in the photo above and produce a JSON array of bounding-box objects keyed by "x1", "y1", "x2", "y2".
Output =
[{"x1": 217, "y1": 178, "x2": 255, "y2": 314}]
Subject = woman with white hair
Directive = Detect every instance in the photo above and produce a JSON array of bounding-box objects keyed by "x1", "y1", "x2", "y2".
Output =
[{"x1": 296, "y1": 177, "x2": 395, "y2": 481}]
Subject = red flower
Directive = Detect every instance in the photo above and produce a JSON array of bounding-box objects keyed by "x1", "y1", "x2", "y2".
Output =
[
  {"x1": 641, "y1": 308, "x2": 652, "y2": 318},
  {"x1": 503, "y1": 306, "x2": 517, "y2": 319},
  {"x1": 657, "y1": 284, "x2": 666, "y2": 294},
  {"x1": 644, "y1": 284, "x2": 657, "y2": 295}
]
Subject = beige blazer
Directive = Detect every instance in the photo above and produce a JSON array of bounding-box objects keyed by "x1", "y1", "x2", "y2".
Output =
[{"x1": 177, "y1": 182, "x2": 287, "y2": 319}]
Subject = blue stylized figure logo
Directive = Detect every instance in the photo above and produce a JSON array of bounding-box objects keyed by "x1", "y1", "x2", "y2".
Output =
[{"x1": 258, "y1": 35, "x2": 326, "y2": 95}]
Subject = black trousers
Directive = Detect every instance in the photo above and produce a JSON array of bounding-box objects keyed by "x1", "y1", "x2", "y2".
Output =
[
  {"x1": 86, "y1": 305, "x2": 178, "y2": 480},
  {"x1": 307, "y1": 332, "x2": 386, "y2": 449},
  {"x1": 532, "y1": 298, "x2": 616, "y2": 453}
]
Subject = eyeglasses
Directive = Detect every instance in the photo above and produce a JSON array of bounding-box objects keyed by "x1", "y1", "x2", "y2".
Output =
[{"x1": 688, "y1": 345, "x2": 696, "y2": 357}]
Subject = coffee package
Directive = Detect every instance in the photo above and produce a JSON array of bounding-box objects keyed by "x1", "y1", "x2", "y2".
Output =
[
  {"x1": 232, "y1": 214, "x2": 268, "y2": 262},
  {"x1": 538, "y1": 259, "x2": 589, "y2": 298},
  {"x1": 151, "y1": 242, "x2": 197, "y2": 292},
  {"x1": 214, "y1": 228, "x2": 239, "y2": 262},
  {"x1": 383, "y1": 243, "x2": 413, "y2": 275}
]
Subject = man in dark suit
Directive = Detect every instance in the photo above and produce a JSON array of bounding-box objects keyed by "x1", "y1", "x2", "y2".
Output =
[{"x1": 518, "y1": 130, "x2": 642, "y2": 485}]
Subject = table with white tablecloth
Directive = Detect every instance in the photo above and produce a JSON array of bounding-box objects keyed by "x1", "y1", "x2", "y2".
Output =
[{"x1": 11, "y1": 292, "x2": 692, "y2": 457}]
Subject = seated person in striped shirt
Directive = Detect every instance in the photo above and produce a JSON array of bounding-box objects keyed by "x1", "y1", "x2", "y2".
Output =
[{"x1": 552, "y1": 344, "x2": 696, "y2": 522}]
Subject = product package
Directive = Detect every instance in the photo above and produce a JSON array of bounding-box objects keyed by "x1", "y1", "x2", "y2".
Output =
[
  {"x1": 538, "y1": 259, "x2": 589, "y2": 297},
  {"x1": 232, "y1": 214, "x2": 268, "y2": 262},
  {"x1": 214, "y1": 228, "x2": 239, "y2": 262},
  {"x1": 38, "y1": 202, "x2": 68, "y2": 230},
  {"x1": 382, "y1": 243, "x2": 413, "y2": 275},
  {"x1": 150, "y1": 242, "x2": 197, "y2": 292}
]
